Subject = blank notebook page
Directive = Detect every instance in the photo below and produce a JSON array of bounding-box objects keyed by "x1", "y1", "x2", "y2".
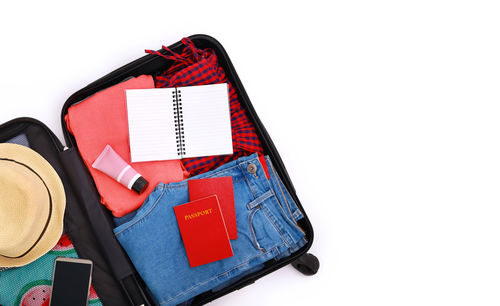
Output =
[
  {"x1": 126, "y1": 88, "x2": 178, "y2": 162},
  {"x1": 180, "y1": 83, "x2": 233, "y2": 159}
]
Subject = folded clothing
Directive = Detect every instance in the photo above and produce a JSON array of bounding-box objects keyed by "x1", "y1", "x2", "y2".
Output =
[
  {"x1": 113, "y1": 154, "x2": 306, "y2": 305},
  {"x1": 0, "y1": 234, "x2": 102, "y2": 306},
  {"x1": 65, "y1": 75, "x2": 188, "y2": 217},
  {"x1": 148, "y1": 38, "x2": 264, "y2": 176}
]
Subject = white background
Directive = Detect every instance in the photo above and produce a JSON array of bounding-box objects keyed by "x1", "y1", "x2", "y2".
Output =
[{"x1": 1, "y1": 1, "x2": 500, "y2": 305}]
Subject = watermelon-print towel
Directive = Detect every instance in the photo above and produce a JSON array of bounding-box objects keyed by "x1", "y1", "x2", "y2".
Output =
[{"x1": 0, "y1": 234, "x2": 102, "y2": 306}]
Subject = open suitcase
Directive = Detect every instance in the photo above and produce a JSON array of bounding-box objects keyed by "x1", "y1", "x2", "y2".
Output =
[{"x1": 0, "y1": 34, "x2": 319, "y2": 305}]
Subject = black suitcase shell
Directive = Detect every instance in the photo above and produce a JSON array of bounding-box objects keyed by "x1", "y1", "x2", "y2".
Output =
[{"x1": 0, "y1": 34, "x2": 318, "y2": 305}]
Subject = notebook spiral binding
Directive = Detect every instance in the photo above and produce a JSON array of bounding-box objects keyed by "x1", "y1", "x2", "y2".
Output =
[{"x1": 173, "y1": 89, "x2": 185, "y2": 156}]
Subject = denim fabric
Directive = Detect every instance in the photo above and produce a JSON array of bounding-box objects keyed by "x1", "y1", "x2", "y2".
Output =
[{"x1": 113, "y1": 154, "x2": 306, "y2": 305}]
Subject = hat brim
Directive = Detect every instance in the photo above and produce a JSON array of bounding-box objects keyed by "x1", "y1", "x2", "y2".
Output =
[{"x1": 0, "y1": 143, "x2": 66, "y2": 267}]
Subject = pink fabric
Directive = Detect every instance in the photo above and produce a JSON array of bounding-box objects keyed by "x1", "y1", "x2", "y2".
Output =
[{"x1": 66, "y1": 75, "x2": 188, "y2": 217}]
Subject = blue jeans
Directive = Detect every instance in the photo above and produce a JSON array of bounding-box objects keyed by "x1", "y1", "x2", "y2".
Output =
[{"x1": 113, "y1": 154, "x2": 307, "y2": 305}]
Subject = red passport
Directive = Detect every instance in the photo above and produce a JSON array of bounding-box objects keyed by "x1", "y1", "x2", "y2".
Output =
[
  {"x1": 188, "y1": 177, "x2": 237, "y2": 239},
  {"x1": 174, "y1": 195, "x2": 233, "y2": 267}
]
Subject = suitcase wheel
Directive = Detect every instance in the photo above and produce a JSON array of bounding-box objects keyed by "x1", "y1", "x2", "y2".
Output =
[{"x1": 291, "y1": 253, "x2": 319, "y2": 276}]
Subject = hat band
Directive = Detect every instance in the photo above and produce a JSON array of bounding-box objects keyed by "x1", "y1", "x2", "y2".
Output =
[{"x1": 0, "y1": 158, "x2": 53, "y2": 259}]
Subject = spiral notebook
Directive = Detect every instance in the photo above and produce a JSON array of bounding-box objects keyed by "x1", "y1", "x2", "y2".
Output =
[{"x1": 126, "y1": 83, "x2": 233, "y2": 162}]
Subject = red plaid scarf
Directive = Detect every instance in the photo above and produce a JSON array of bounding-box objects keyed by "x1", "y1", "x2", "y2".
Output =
[{"x1": 146, "y1": 38, "x2": 263, "y2": 176}]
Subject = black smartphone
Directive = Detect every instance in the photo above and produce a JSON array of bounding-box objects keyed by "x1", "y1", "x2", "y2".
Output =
[{"x1": 50, "y1": 257, "x2": 93, "y2": 306}]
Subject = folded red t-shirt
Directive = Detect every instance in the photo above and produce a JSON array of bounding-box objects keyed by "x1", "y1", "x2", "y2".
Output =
[{"x1": 66, "y1": 75, "x2": 188, "y2": 217}]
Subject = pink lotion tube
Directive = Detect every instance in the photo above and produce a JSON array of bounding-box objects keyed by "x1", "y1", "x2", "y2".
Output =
[{"x1": 92, "y1": 145, "x2": 149, "y2": 194}]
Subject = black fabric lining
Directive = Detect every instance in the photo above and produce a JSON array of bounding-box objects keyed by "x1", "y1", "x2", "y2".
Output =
[{"x1": 0, "y1": 158, "x2": 53, "y2": 259}]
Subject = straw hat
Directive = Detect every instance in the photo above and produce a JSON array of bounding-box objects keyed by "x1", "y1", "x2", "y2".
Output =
[{"x1": 0, "y1": 143, "x2": 66, "y2": 267}]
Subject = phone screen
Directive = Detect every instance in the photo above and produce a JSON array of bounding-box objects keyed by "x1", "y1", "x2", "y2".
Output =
[{"x1": 50, "y1": 259, "x2": 92, "y2": 306}]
